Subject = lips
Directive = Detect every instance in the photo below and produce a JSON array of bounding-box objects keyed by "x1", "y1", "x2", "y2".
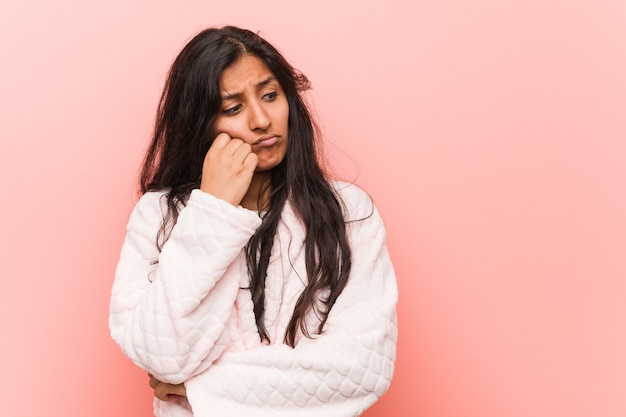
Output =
[{"x1": 253, "y1": 135, "x2": 279, "y2": 147}]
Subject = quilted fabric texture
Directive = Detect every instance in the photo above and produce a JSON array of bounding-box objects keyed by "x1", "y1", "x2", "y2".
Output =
[{"x1": 110, "y1": 182, "x2": 398, "y2": 417}]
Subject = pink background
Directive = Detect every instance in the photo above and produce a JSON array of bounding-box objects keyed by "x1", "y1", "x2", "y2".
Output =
[{"x1": 1, "y1": 1, "x2": 625, "y2": 416}]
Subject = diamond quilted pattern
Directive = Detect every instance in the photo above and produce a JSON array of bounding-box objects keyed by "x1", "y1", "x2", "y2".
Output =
[{"x1": 110, "y1": 182, "x2": 397, "y2": 416}]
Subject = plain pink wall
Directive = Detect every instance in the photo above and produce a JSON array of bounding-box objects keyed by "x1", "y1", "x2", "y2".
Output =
[{"x1": 1, "y1": 1, "x2": 625, "y2": 416}]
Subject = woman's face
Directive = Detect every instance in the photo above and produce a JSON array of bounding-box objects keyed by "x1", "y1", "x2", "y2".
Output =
[{"x1": 214, "y1": 54, "x2": 289, "y2": 172}]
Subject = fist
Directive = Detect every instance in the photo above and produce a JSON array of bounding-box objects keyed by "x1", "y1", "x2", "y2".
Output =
[
  {"x1": 148, "y1": 374, "x2": 187, "y2": 401},
  {"x1": 200, "y1": 132, "x2": 258, "y2": 206}
]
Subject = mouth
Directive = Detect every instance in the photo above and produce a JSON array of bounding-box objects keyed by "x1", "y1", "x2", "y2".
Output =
[{"x1": 252, "y1": 135, "x2": 279, "y2": 147}]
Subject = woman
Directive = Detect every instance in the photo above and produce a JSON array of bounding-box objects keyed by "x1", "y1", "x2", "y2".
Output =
[{"x1": 109, "y1": 26, "x2": 397, "y2": 417}]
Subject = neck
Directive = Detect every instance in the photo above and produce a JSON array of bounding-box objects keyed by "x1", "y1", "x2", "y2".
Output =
[{"x1": 241, "y1": 171, "x2": 271, "y2": 211}]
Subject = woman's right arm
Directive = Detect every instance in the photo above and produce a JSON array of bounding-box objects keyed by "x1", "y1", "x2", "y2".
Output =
[{"x1": 109, "y1": 189, "x2": 261, "y2": 384}]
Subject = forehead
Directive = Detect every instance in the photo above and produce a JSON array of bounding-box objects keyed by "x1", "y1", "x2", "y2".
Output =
[{"x1": 220, "y1": 55, "x2": 276, "y2": 92}]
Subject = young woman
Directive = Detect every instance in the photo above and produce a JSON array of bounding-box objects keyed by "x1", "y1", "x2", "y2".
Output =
[{"x1": 109, "y1": 26, "x2": 397, "y2": 417}]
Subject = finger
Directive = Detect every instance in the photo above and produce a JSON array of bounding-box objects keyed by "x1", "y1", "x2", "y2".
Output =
[
  {"x1": 148, "y1": 375, "x2": 160, "y2": 389},
  {"x1": 223, "y1": 137, "x2": 248, "y2": 156},
  {"x1": 153, "y1": 382, "x2": 186, "y2": 401},
  {"x1": 153, "y1": 383, "x2": 170, "y2": 402},
  {"x1": 210, "y1": 132, "x2": 232, "y2": 150},
  {"x1": 242, "y1": 152, "x2": 258, "y2": 172},
  {"x1": 231, "y1": 142, "x2": 253, "y2": 164}
]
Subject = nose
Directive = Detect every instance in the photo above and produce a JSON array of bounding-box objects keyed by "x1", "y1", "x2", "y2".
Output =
[{"x1": 248, "y1": 100, "x2": 271, "y2": 131}]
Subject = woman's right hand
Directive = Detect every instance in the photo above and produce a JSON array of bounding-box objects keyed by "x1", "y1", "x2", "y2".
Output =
[{"x1": 200, "y1": 132, "x2": 258, "y2": 206}]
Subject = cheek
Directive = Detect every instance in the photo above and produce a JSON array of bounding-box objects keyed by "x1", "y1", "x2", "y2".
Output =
[
  {"x1": 213, "y1": 117, "x2": 243, "y2": 139},
  {"x1": 212, "y1": 117, "x2": 226, "y2": 136},
  {"x1": 278, "y1": 102, "x2": 290, "y2": 130}
]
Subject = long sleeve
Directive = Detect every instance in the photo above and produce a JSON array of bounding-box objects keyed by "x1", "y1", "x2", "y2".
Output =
[
  {"x1": 184, "y1": 188, "x2": 398, "y2": 417},
  {"x1": 109, "y1": 189, "x2": 262, "y2": 384}
]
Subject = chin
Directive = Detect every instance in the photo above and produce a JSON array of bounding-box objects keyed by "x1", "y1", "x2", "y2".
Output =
[
  {"x1": 256, "y1": 155, "x2": 286, "y2": 172},
  {"x1": 255, "y1": 163, "x2": 280, "y2": 173}
]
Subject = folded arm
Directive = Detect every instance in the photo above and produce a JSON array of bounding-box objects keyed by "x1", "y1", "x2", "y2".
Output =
[
  {"x1": 109, "y1": 190, "x2": 261, "y2": 383},
  {"x1": 185, "y1": 203, "x2": 398, "y2": 416}
]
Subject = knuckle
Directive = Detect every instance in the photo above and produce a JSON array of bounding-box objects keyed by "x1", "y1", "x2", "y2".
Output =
[{"x1": 154, "y1": 384, "x2": 167, "y2": 400}]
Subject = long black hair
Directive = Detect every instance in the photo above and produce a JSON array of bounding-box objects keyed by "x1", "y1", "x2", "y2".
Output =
[{"x1": 140, "y1": 26, "x2": 351, "y2": 347}]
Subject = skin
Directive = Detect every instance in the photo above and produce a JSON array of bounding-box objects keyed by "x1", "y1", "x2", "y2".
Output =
[
  {"x1": 149, "y1": 54, "x2": 290, "y2": 401},
  {"x1": 200, "y1": 54, "x2": 289, "y2": 210},
  {"x1": 149, "y1": 374, "x2": 187, "y2": 401}
]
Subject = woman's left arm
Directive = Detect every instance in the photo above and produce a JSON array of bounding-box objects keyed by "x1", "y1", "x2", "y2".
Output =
[{"x1": 185, "y1": 203, "x2": 398, "y2": 416}]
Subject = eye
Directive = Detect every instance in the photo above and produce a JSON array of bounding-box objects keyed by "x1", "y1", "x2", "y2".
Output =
[
  {"x1": 222, "y1": 104, "x2": 242, "y2": 115},
  {"x1": 262, "y1": 91, "x2": 278, "y2": 101}
]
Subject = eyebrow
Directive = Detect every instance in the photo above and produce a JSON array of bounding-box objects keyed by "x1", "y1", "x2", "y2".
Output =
[{"x1": 221, "y1": 76, "x2": 277, "y2": 101}]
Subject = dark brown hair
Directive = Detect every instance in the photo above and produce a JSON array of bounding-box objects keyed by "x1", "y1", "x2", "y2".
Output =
[{"x1": 140, "y1": 26, "x2": 351, "y2": 347}]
